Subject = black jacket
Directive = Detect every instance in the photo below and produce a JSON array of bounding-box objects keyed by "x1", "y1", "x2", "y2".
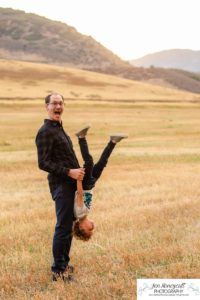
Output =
[{"x1": 35, "y1": 119, "x2": 80, "y2": 185}]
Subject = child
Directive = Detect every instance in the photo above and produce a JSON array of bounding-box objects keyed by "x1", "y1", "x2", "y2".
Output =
[{"x1": 73, "y1": 126, "x2": 128, "y2": 241}]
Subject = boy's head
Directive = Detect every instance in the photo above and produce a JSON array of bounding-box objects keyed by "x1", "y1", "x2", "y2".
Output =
[{"x1": 73, "y1": 217, "x2": 94, "y2": 241}]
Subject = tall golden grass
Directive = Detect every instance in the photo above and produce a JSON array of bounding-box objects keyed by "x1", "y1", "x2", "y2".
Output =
[{"x1": 1, "y1": 98, "x2": 200, "y2": 299}]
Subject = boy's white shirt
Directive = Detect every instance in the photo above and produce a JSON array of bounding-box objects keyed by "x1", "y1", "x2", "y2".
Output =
[{"x1": 74, "y1": 190, "x2": 93, "y2": 219}]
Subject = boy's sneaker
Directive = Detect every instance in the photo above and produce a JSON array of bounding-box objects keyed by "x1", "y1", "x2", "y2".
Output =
[
  {"x1": 110, "y1": 133, "x2": 128, "y2": 143},
  {"x1": 75, "y1": 126, "x2": 90, "y2": 138}
]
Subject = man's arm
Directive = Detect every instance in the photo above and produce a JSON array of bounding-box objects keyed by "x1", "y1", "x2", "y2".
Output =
[
  {"x1": 36, "y1": 130, "x2": 85, "y2": 179},
  {"x1": 36, "y1": 130, "x2": 67, "y2": 176}
]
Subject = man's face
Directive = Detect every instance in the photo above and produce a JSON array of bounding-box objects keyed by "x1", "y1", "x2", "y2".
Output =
[{"x1": 46, "y1": 94, "x2": 64, "y2": 122}]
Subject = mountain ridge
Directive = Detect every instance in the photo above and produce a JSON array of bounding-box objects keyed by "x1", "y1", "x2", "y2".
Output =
[
  {"x1": 130, "y1": 49, "x2": 200, "y2": 73},
  {"x1": 0, "y1": 8, "x2": 129, "y2": 70}
]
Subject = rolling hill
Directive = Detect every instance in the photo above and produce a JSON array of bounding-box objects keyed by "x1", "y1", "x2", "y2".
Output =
[
  {"x1": 1, "y1": 7, "x2": 200, "y2": 94},
  {"x1": 0, "y1": 59, "x2": 199, "y2": 102}
]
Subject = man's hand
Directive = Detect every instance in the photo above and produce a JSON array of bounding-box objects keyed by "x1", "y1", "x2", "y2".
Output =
[{"x1": 68, "y1": 168, "x2": 85, "y2": 180}]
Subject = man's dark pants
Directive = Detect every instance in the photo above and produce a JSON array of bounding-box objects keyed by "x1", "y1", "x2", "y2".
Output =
[{"x1": 50, "y1": 180, "x2": 76, "y2": 273}]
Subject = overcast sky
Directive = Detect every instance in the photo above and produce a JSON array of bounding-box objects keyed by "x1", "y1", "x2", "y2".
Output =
[{"x1": 0, "y1": 0, "x2": 199, "y2": 60}]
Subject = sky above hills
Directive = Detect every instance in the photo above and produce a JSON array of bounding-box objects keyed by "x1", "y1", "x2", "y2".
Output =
[{"x1": 0, "y1": 0, "x2": 199, "y2": 60}]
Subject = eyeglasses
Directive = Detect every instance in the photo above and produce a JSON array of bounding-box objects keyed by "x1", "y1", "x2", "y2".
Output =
[{"x1": 48, "y1": 101, "x2": 64, "y2": 107}]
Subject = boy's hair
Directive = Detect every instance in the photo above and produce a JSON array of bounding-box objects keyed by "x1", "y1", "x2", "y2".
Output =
[{"x1": 73, "y1": 220, "x2": 92, "y2": 242}]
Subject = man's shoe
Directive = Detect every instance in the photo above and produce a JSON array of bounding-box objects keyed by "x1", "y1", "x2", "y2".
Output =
[
  {"x1": 52, "y1": 265, "x2": 74, "y2": 282},
  {"x1": 66, "y1": 265, "x2": 74, "y2": 273},
  {"x1": 75, "y1": 126, "x2": 90, "y2": 138},
  {"x1": 110, "y1": 133, "x2": 128, "y2": 143},
  {"x1": 63, "y1": 265, "x2": 74, "y2": 282},
  {"x1": 52, "y1": 272, "x2": 63, "y2": 282}
]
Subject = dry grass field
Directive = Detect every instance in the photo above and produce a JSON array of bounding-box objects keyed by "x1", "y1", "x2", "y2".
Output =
[
  {"x1": 1, "y1": 59, "x2": 200, "y2": 299},
  {"x1": 1, "y1": 98, "x2": 200, "y2": 300}
]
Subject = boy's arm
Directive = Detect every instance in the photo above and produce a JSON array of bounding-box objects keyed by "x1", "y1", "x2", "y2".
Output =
[
  {"x1": 74, "y1": 180, "x2": 93, "y2": 219},
  {"x1": 76, "y1": 180, "x2": 84, "y2": 207}
]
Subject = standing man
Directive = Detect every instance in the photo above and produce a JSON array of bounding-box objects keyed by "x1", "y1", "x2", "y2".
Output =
[{"x1": 35, "y1": 92, "x2": 85, "y2": 281}]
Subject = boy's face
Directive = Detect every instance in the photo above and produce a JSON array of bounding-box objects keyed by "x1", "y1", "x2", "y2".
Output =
[{"x1": 79, "y1": 218, "x2": 94, "y2": 238}]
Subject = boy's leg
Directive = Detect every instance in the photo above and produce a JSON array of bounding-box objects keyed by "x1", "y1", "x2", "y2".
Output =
[
  {"x1": 92, "y1": 134, "x2": 128, "y2": 181},
  {"x1": 78, "y1": 138, "x2": 95, "y2": 189},
  {"x1": 92, "y1": 141, "x2": 116, "y2": 180}
]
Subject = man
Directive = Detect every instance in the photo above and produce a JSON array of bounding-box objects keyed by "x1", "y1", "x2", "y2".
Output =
[{"x1": 35, "y1": 92, "x2": 85, "y2": 282}]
